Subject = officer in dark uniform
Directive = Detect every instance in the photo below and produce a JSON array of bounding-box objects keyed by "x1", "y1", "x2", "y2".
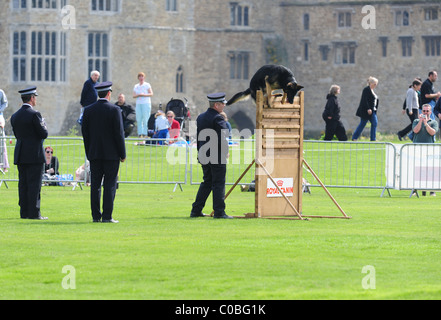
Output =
[
  {"x1": 191, "y1": 92, "x2": 232, "y2": 219},
  {"x1": 11, "y1": 86, "x2": 48, "y2": 220},
  {"x1": 81, "y1": 82, "x2": 126, "y2": 223}
]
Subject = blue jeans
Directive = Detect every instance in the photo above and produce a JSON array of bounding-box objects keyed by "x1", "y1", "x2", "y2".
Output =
[
  {"x1": 152, "y1": 129, "x2": 169, "y2": 145},
  {"x1": 352, "y1": 113, "x2": 378, "y2": 141},
  {"x1": 136, "y1": 103, "x2": 151, "y2": 136}
]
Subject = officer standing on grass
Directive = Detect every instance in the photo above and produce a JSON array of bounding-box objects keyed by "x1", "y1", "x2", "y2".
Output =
[
  {"x1": 11, "y1": 86, "x2": 49, "y2": 220},
  {"x1": 190, "y1": 93, "x2": 232, "y2": 219},
  {"x1": 81, "y1": 82, "x2": 126, "y2": 223}
]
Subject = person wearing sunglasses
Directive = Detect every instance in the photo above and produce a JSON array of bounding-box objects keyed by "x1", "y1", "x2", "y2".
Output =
[
  {"x1": 166, "y1": 111, "x2": 181, "y2": 141},
  {"x1": 412, "y1": 104, "x2": 438, "y2": 143},
  {"x1": 44, "y1": 146, "x2": 59, "y2": 176}
]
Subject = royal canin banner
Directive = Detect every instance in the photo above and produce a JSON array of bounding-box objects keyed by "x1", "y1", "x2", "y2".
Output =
[{"x1": 266, "y1": 178, "x2": 294, "y2": 198}]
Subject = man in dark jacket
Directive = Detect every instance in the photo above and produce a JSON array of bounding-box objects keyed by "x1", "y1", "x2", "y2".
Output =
[
  {"x1": 191, "y1": 92, "x2": 232, "y2": 219},
  {"x1": 322, "y1": 85, "x2": 347, "y2": 141},
  {"x1": 78, "y1": 70, "x2": 100, "y2": 124},
  {"x1": 11, "y1": 86, "x2": 49, "y2": 220},
  {"x1": 82, "y1": 81, "x2": 126, "y2": 223},
  {"x1": 352, "y1": 77, "x2": 379, "y2": 141},
  {"x1": 115, "y1": 93, "x2": 136, "y2": 138}
]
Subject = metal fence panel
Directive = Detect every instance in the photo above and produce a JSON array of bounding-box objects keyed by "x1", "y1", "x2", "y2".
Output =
[
  {"x1": 399, "y1": 143, "x2": 441, "y2": 191},
  {"x1": 119, "y1": 138, "x2": 188, "y2": 185},
  {"x1": 0, "y1": 137, "x2": 188, "y2": 188},
  {"x1": 303, "y1": 141, "x2": 396, "y2": 190},
  {"x1": 190, "y1": 140, "x2": 397, "y2": 190},
  {"x1": 189, "y1": 139, "x2": 256, "y2": 186},
  {"x1": 6, "y1": 137, "x2": 427, "y2": 192}
]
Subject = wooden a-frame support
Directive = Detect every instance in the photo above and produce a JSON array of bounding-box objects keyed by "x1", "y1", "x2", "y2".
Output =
[{"x1": 214, "y1": 78, "x2": 350, "y2": 220}]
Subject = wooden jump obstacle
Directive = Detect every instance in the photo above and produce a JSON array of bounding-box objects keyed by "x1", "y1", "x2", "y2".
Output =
[{"x1": 221, "y1": 79, "x2": 350, "y2": 220}]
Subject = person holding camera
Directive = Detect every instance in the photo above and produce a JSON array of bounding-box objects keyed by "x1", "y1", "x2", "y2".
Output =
[{"x1": 412, "y1": 104, "x2": 438, "y2": 143}]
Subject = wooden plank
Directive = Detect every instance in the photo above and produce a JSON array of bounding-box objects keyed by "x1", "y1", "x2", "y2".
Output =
[
  {"x1": 262, "y1": 124, "x2": 301, "y2": 129},
  {"x1": 263, "y1": 134, "x2": 300, "y2": 139},
  {"x1": 263, "y1": 113, "x2": 300, "y2": 119},
  {"x1": 263, "y1": 143, "x2": 300, "y2": 149}
]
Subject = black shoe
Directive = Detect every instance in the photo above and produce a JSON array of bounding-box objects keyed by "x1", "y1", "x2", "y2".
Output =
[
  {"x1": 397, "y1": 133, "x2": 402, "y2": 141},
  {"x1": 102, "y1": 219, "x2": 119, "y2": 223},
  {"x1": 93, "y1": 219, "x2": 101, "y2": 223},
  {"x1": 190, "y1": 212, "x2": 207, "y2": 218},
  {"x1": 213, "y1": 214, "x2": 233, "y2": 219},
  {"x1": 29, "y1": 216, "x2": 48, "y2": 220}
]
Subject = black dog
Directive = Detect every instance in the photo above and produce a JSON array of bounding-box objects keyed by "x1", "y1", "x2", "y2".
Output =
[{"x1": 227, "y1": 65, "x2": 303, "y2": 106}]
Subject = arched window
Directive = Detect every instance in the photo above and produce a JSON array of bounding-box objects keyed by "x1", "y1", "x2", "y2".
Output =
[
  {"x1": 176, "y1": 66, "x2": 184, "y2": 93},
  {"x1": 303, "y1": 13, "x2": 310, "y2": 30}
]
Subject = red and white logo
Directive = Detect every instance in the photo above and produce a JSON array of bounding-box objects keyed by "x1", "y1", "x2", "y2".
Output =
[{"x1": 266, "y1": 178, "x2": 294, "y2": 198}]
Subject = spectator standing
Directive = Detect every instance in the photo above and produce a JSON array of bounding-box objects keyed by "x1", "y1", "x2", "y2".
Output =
[
  {"x1": 133, "y1": 72, "x2": 153, "y2": 138},
  {"x1": 78, "y1": 70, "x2": 100, "y2": 124},
  {"x1": 421, "y1": 71, "x2": 441, "y2": 120},
  {"x1": 412, "y1": 104, "x2": 438, "y2": 143},
  {"x1": 352, "y1": 77, "x2": 379, "y2": 141},
  {"x1": 11, "y1": 86, "x2": 48, "y2": 220},
  {"x1": 412, "y1": 104, "x2": 439, "y2": 196},
  {"x1": 0, "y1": 89, "x2": 9, "y2": 172},
  {"x1": 433, "y1": 96, "x2": 441, "y2": 124},
  {"x1": 398, "y1": 79, "x2": 422, "y2": 140},
  {"x1": 322, "y1": 85, "x2": 347, "y2": 141}
]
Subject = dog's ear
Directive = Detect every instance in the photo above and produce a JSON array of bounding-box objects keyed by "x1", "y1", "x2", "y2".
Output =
[{"x1": 287, "y1": 82, "x2": 304, "y2": 90}]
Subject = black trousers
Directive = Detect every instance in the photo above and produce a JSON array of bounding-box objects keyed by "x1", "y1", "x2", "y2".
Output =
[
  {"x1": 192, "y1": 164, "x2": 226, "y2": 217},
  {"x1": 324, "y1": 119, "x2": 348, "y2": 141},
  {"x1": 17, "y1": 163, "x2": 44, "y2": 219},
  {"x1": 90, "y1": 159, "x2": 120, "y2": 221},
  {"x1": 398, "y1": 109, "x2": 418, "y2": 138}
]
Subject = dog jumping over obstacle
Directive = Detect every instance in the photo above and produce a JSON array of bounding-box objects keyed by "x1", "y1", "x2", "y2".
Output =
[{"x1": 227, "y1": 65, "x2": 303, "y2": 106}]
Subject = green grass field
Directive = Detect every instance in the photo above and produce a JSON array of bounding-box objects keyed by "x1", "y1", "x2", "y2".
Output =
[{"x1": 1, "y1": 181, "x2": 441, "y2": 300}]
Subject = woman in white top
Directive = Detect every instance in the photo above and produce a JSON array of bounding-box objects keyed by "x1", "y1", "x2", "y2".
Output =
[
  {"x1": 133, "y1": 72, "x2": 153, "y2": 138},
  {"x1": 397, "y1": 79, "x2": 422, "y2": 140}
]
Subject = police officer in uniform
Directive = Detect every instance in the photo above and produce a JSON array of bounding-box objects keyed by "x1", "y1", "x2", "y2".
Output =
[
  {"x1": 191, "y1": 92, "x2": 232, "y2": 219},
  {"x1": 81, "y1": 82, "x2": 126, "y2": 223},
  {"x1": 11, "y1": 87, "x2": 48, "y2": 220}
]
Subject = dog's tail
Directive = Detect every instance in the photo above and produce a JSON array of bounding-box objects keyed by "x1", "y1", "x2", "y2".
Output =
[{"x1": 226, "y1": 88, "x2": 251, "y2": 106}]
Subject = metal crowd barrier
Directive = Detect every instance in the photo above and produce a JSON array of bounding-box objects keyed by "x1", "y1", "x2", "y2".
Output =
[
  {"x1": 189, "y1": 138, "x2": 256, "y2": 186},
  {"x1": 0, "y1": 137, "x2": 188, "y2": 190},
  {"x1": 398, "y1": 143, "x2": 441, "y2": 195},
  {"x1": 303, "y1": 141, "x2": 396, "y2": 191},
  {"x1": 121, "y1": 138, "x2": 188, "y2": 191},
  {"x1": 189, "y1": 140, "x2": 396, "y2": 192},
  {"x1": 1, "y1": 136, "x2": 440, "y2": 197}
]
